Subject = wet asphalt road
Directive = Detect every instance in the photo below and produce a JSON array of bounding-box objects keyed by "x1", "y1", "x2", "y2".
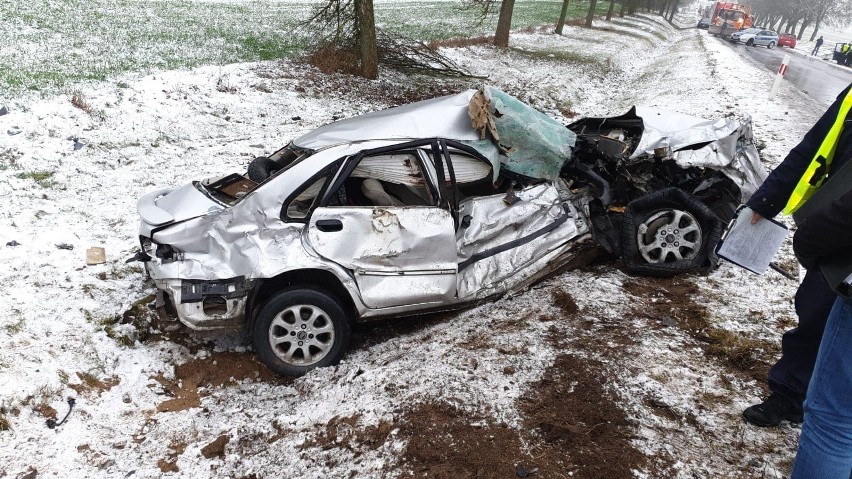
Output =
[{"x1": 712, "y1": 34, "x2": 852, "y2": 107}]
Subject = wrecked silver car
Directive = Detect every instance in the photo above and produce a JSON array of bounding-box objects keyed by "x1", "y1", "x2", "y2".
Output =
[{"x1": 133, "y1": 86, "x2": 766, "y2": 376}]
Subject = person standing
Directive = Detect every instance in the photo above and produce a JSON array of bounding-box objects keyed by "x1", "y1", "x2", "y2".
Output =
[
  {"x1": 812, "y1": 36, "x2": 824, "y2": 56},
  {"x1": 789, "y1": 182, "x2": 852, "y2": 477},
  {"x1": 742, "y1": 83, "x2": 852, "y2": 427}
]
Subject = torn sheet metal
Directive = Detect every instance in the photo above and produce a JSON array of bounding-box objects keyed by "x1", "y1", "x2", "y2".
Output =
[
  {"x1": 456, "y1": 182, "x2": 588, "y2": 300},
  {"x1": 670, "y1": 118, "x2": 767, "y2": 199}
]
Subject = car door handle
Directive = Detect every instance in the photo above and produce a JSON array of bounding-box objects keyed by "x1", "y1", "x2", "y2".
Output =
[{"x1": 316, "y1": 219, "x2": 343, "y2": 232}]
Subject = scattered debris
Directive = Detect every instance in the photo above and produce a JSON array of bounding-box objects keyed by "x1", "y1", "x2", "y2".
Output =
[
  {"x1": 45, "y1": 398, "x2": 75, "y2": 429},
  {"x1": 7, "y1": 129, "x2": 21, "y2": 136},
  {"x1": 291, "y1": 116, "x2": 301, "y2": 121},
  {"x1": 0, "y1": 105, "x2": 7, "y2": 116},
  {"x1": 515, "y1": 464, "x2": 537, "y2": 477},
  {"x1": 56, "y1": 243, "x2": 74, "y2": 250},
  {"x1": 66, "y1": 136, "x2": 85, "y2": 151},
  {"x1": 17, "y1": 467, "x2": 37, "y2": 479},
  {"x1": 86, "y1": 247, "x2": 106, "y2": 265},
  {"x1": 6, "y1": 240, "x2": 20, "y2": 247}
]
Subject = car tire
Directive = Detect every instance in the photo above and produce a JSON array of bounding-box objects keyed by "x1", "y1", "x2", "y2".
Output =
[
  {"x1": 767, "y1": 41, "x2": 775, "y2": 49},
  {"x1": 253, "y1": 288, "x2": 352, "y2": 377},
  {"x1": 746, "y1": 39, "x2": 754, "y2": 46},
  {"x1": 621, "y1": 187, "x2": 722, "y2": 277},
  {"x1": 247, "y1": 156, "x2": 279, "y2": 182}
]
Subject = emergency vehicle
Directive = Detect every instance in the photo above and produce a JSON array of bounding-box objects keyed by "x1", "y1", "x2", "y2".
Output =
[{"x1": 707, "y1": 2, "x2": 753, "y2": 38}]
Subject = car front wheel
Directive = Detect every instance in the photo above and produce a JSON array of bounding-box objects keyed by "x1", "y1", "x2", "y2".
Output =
[
  {"x1": 746, "y1": 39, "x2": 754, "y2": 46},
  {"x1": 253, "y1": 288, "x2": 352, "y2": 376},
  {"x1": 621, "y1": 188, "x2": 722, "y2": 277},
  {"x1": 767, "y1": 41, "x2": 775, "y2": 49}
]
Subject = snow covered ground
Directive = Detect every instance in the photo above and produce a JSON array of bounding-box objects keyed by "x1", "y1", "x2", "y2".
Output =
[{"x1": 0, "y1": 9, "x2": 835, "y2": 479}]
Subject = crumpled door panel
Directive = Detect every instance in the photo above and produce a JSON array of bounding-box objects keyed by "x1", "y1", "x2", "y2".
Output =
[
  {"x1": 456, "y1": 183, "x2": 585, "y2": 300},
  {"x1": 306, "y1": 206, "x2": 457, "y2": 309}
]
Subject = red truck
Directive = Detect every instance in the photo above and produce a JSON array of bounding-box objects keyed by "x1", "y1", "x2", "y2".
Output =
[{"x1": 707, "y1": 2, "x2": 753, "y2": 38}]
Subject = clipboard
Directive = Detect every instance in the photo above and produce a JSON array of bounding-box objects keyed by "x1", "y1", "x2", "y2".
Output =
[{"x1": 715, "y1": 205, "x2": 789, "y2": 274}]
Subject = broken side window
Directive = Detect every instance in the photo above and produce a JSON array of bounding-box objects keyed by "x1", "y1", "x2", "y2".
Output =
[{"x1": 285, "y1": 176, "x2": 329, "y2": 220}]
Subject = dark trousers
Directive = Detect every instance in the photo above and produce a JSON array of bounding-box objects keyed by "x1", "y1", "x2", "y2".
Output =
[{"x1": 768, "y1": 268, "x2": 837, "y2": 411}]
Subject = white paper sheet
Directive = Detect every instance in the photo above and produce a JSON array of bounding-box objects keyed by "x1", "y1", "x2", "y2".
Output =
[{"x1": 716, "y1": 206, "x2": 789, "y2": 274}]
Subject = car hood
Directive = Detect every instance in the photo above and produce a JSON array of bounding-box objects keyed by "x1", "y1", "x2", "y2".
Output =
[{"x1": 137, "y1": 183, "x2": 223, "y2": 235}]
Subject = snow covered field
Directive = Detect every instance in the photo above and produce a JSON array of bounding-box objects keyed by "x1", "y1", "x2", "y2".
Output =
[{"x1": 0, "y1": 5, "x2": 835, "y2": 478}]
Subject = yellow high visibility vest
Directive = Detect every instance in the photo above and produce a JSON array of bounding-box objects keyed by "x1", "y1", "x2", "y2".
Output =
[{"x1": 784, "y1": 88, "x2": 852, "y2": 215}]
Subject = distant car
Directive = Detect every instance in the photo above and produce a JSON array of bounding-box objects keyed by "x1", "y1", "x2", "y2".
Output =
[
  {"x1": 778, "y1": 33, "x2": 797, "y2": 48},
  {"x1": 697, "y1": 17, "x2": 711, "y2": 29},
  {"x1": 133, "y1": 87, "x2": 766, "y2": 376},
  {"x1": 730, "y1": 29, "x2": 779, "y2": 48}
]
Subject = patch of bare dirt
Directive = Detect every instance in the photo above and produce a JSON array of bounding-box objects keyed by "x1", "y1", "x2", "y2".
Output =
[
  {"x1": 157, "y1": 439, "x2": 186, "y2": 473},
  {"x1": 68, "y1": 372, "x2": 120, "y2": 397},
  {"x1": 201, "y1": 435, "x2": 229, "y2": 458},
  {"x1": 397, "y1": 402, "x2": 531, "y2": 478},
  {"x1": 518, "y1": 354, "x2": 650, "y2": 479},
  {"x1": 551, "y1": 287, "x2": 580, "y2": 316},
  {"x1": 394, "y1": 353, "x2": 653, "y2": 478},
  {"x1": 32, "y1": 404, "x2": 57, "y2": 420},
  {"x1": 153, "y1": 352, "x2": 287, "y2": 413},
  {"x1": 623, "y1": 276, "x2": 776, "y2": 387},
  {"x1": 301, "y1": 414, "x2": 394, "y2": 453}
]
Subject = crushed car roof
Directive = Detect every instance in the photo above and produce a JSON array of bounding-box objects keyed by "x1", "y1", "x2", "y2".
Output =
[{"x1": 293, "y1": 90, "x2": 482, "y2": 150}]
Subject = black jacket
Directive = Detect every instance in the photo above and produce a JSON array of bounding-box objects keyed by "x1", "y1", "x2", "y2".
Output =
[
  {"x1": 746, "y1": 84, "x2": 852, "y2": 218},
  {"x1": 793, "y1": 186, "x2": 852, "y2": 272}
]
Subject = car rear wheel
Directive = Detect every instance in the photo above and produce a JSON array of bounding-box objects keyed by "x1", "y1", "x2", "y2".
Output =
[
  {"x1": 746, "y1": 39, "x2": 754, "y2": 46},
  {"x1": 621, "y1": 187, "x2": 722, "y2": 277},
  {"x1": 253, "y1": 288, "x2": 352, "y2": 376},
  {"x1": 767, "y1": 41, "x2": 775, "y2": 49}
]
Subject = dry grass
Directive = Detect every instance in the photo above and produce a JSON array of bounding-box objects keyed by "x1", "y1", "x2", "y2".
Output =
[
  {"x1": 303, "y1": 44, "x2": 361, "y2": 76},
  {"x1": 705, "y1": 328, "x2": 778, "y2": 372},
  {"x1": 70, "y1": 91, "x2": 91, "y2": 112},
  {"x1": 0, "y1": 412, "x2": 9, "y2": 431}
]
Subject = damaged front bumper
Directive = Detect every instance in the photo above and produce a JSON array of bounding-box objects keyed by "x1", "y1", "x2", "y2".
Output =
[{"x1": 154, "y1": 276, "x2": 255, "y2": 330}]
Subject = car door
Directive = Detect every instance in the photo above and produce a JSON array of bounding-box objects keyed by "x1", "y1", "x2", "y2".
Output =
[
  {"x1": 438, "y1": 142, "x2": 585, "y2": 301},
  {"x1": 305, "y1": 140, "x2": 458, "y2": 310}
]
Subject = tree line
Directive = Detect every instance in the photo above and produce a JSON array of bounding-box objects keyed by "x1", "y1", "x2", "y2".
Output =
[
  {"x1": 748, "y1": 0, "x2": 851, "y2": 42},
  {"x1": 306, "y1": 0, "x2": 851, "y2": 80}
]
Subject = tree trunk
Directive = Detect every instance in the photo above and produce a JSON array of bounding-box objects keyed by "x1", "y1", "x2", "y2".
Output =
[
  {"x1": 606, "y1": 0, "x2": 615, "y2": 20},
  {"x1": 494, "y1": 0, "x2": 516, "y2": 48},
  {"x1": 667, "y1": 0, "x2": 678, "y2": 21},
  {"x1": 786, "y1": 17, "x2": 798, "y2": 34},
  {"x1": 628, "y1": 0, "x2": 636, "y2": 15},
  {"x1": 658, "y1": 0, "x2": 666, "y2": 16},
  {"x1": 354, "y1": 0, "x2": 377, "y2": 79},
  {"x1": 797, "y1": 18, "x2": 810, "y2": 40},
  {"x1": 619, "y1": 0, "x2": 627, "y2": 17},
  {"x1": 810, "y1": 11, "x2": 825, "y2": 41},
  {"x1": 556, "y1": 0, "x2": 571, "y2": 34},
  {"x1": 585, "y1": 0, "x2": 598, "y2": 27}
]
